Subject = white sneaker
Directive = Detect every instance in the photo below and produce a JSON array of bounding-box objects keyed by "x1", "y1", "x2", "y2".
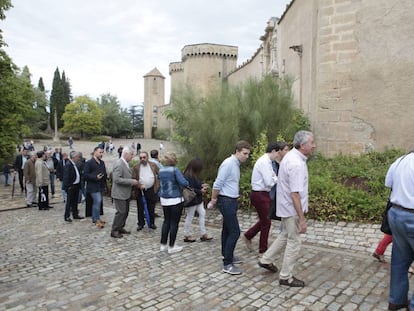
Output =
[
  {"x1": 160, "y1": 244, "x2": 168, "y2": 252},
  {"x1": 168, "y1": 245, "x2": 183, "y2": 254},
  {"x1": 223, "y1": 264, "x2": 242, "y2": 275}
]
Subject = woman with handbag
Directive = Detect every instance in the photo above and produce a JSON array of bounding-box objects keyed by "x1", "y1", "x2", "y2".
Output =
[
  {"x1": 158, "y1": 152, "x2": 189, "y2": 254},
  {"x1": 183, "y1": 158, "x2": 213, "y2": 243}
]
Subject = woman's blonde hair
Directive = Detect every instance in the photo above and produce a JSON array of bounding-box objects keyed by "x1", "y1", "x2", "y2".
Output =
[{"x1": 162, "y1": 152, "x2": 177, "y2": 166}]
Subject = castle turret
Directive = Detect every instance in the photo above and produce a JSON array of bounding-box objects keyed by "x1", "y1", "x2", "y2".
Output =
[{"x1": 143, "y1": 67, "x2": 165, "y2": 139}]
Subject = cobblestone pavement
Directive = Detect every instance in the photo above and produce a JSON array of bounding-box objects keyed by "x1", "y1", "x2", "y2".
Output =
[
  {"x1": 1, "y1": 139, "x2": 412, "y2": 310},
  {"x1": 1, "y1": 186, "x2": 412, "y2": 311}
]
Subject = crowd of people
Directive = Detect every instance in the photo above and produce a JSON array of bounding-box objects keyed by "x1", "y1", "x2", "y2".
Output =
[{"x1": 8, "y1": 131, "x2": 414, "y2": 309}]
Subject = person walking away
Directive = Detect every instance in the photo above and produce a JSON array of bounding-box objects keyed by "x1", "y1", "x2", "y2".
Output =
[
  {"x1": 23, "y1": 152, "x2": 37, "y2": 207},
  {"x1": 158, "y1": 152, "x2": 189, "y2": 254},
  {"x1": 149, "y1": 149, "x2": 163, "y2": 169},
  {"x1": 63, "y1": 151, "x2": 84, "y2": 222},
  {"x1": 14, "y1": 147, "x2": 28, "y2": 192},
  {"x1": 183, "y1": 158, "x2": 213, "y2": 243},
  {"x1": 258, "y1": 130, "x2": 315, "y2": 287},
  {"x1": 210, "y1": 140, "x2": 252, "y2": 275},
  {"x1": 136, "y1": 142, "x2": 141, "y2": 155},
  {"x1": 83, "y1": 147, "x2": 107, "y2": 228},
  {"x1": 68, "y1": 137, "x2": 73, "y2": 149},
  {"x1": 385, "y1": 150, "x2": 414, "y2": 311},
  {"x1": 132, "y1": 151, "x2": 159, "y2": 231},
  {"x1": 3, "y1": 163, "x2": 11, "y2": 186},
  {"x1": 243, "y1": 142, "x2": 279, "y2": 256},
  {"x1": 57, "y1": 152, "x2": 69, "y2": 203},
  {"x1": 35, "y1": 151, "x2": 50, "y2": 210},
  {"x1": 110, "y1": 146, "x2": 139, "y2": 238}
]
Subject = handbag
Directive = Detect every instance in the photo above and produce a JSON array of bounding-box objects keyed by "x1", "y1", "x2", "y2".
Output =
[
  {"x1": 380, "y1": 199, "x2": 392, "y2": 235},
  {"x1": 182, "y1": 186, "x2": 196, "y2": 207}
]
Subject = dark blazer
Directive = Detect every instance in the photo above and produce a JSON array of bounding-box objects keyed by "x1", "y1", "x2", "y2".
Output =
[
  {"x1": 62, "y1": 161, "x2": 80, "y2": 191},
  {"x1": 14, "y1": 154, "x2": 26, "y2": 171},
  {"x1": 83, "y1": 158, "x2": 107, "y2": 193},
  {"x1": 56, "y1": 158, "x2": 69, "y2": 180}
]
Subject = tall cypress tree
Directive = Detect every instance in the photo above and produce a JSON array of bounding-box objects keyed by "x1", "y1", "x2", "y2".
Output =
[
  {"x1": 62, "y1": 70, "x2": 72, "y2": 106},
  {"x1": 49, "y1": 67, "x2": 65, "y2": 129},
  {"x1": 38, "y1": 77, "x2": 45, "y2": 92}
]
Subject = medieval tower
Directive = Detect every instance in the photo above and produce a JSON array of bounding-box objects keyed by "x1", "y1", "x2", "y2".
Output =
[
  {"x1": 143, "y1": 68, "x2": 165, "y2": 139},
  {"x1": 143, "y1": 44, "x2": 238, "y2": 139}
]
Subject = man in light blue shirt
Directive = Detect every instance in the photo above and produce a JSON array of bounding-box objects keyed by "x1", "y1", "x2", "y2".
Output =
[
  {"x1": 385, "y1": 151, "x2": 414, "y2": 311},
  {"x1": 211, "y1": 140, "x2": 251, "y2": 275}
]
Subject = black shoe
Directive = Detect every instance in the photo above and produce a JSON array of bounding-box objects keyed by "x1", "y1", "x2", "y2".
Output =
[
  {"x1": 154, "y1": 213, "x2": 161, "y2": 218},
  {"x1": 388, "y1": 301, "x2": 409, "y2": 310},
  {"x1": 119, "y1": 228, "x2": 131, "y2": 234},
  {"x1": 150, "y1": 224, "x2": 157, "y2": 230},
  {"x1": 73, "y1": 216, "x2": 84, "y2": 219},
  {"x1": 137, "y1": 225, "x2": 144, "y2": 231},
  {"x1": 258, "y1": 261, "x2": 278, "y2": 273},
  {"x1": 279, "y1": 276, "x2": 305, "y2": 287},
  {"x1": 111, "y1": 231, "x2": 123, "y2": 238},
  {"x1": 32, "y1": 202, "x2": 38, "y2": 207},
  {"x1": 26, "y1": 204, "x2": 32, "y2": 208},
  {"x1": 65, "y1": 218, "x2": 72, "y2": 223}
]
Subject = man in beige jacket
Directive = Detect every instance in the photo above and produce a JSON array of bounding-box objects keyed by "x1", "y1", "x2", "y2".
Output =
[
  {"x1": 23, "y1": 152, "x2": 37, "y2": 208},
  {"x1": 35, "y1": 151, "x2": 50, "y2": 210}
]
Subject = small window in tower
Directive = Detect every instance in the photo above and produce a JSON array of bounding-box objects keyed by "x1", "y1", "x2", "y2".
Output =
[
  {"x1": 153, "y1": 107, "x2": 158, "y2": 113},
  {"x1": 218, "y1": 72, "x2": 221, "y2": 77},
  {"x1": 153, "y1": 116, "x2": 158, "y2": 127}
]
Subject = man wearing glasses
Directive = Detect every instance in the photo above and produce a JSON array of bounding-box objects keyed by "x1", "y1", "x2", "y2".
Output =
[{"x1": 132, "y1": 151, "x2": 160, "y2": 231}]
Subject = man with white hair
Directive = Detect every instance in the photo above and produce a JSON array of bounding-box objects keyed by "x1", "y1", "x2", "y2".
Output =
[
  {"x1": 258, "y1": 130, "x2": 316, "y2": 287},
  {"x1": 110, "y1": 146, "x2": 139, "y2": 238},
  {"x1": 23, "y1": 152, "x2": 37, "y2": 207}
]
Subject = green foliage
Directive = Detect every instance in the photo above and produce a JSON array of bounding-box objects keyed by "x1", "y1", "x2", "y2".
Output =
[
  {"x1": 152, "y1": 128, "x2": 170, "y2": 140},
  {"x1": 61, "y1": 95, "x2": 103, "y2": 137},
  {"x1": 98, "y1": 93, "x2": 133, "y2": 137},
  {"x1": 0, "y1": 52, "x2": 35, "y2": 160},
  {"x1": 50, "y1": 67, "x2": 65, "y2": 129},
  {"x1": 307, "y1": 148, "x2": 403, "y2": 223},
  {"x1": 168, "y1": 74, "x2": 295, "y2": 180}
]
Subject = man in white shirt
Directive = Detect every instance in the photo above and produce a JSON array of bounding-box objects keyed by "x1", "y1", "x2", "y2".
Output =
[
  {"x1": 385, "y1": 151, "x2": 414, "y2": 311},
  {"x1": 132, "y1": 151, "x2": 160, "y2": 231},
  {"x1": 243, "y1": 143, "x2": 279, "y2": 256},
  {"x1": 258, "y1": 130, "x2": 315, "y2": 287}
]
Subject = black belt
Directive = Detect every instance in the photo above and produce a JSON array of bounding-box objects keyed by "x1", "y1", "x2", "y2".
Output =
[
  {"x1": 252, "y1": 190, "x2": 268, "y2": 193},
  {"x1": 393, "y1": 203, "x2": 414, "y2": 213},
  {"x1": 218, "y1": 195, "x2": 238, "y2": 200}
]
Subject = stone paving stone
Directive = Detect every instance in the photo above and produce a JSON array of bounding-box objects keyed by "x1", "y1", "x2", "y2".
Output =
[{"x1": 2, "y1": 184, "x2": 414, "y2": 310}]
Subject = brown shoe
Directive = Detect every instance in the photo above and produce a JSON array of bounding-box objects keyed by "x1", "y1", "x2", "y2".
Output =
[
  {"x1": 200, "y1": 234, "x2": 213, "y2": 242},
  {"x1": 111, "y1": 231, "x2": 123, "y2": 238},
  {"x1": 184, "y1": 236, "x2": 196, "y2": 243},
  {"x1": 279, "y1": 276, "x2": 305, "y2": 287},
  {"x1": 242, "y1": 235, "x2": 253, "y2": 252},
  {"x1": 258, "y1": 261, "x2": 278, "y2": 273},
  {"x1": 96, "y1": 222, "x2": 104, "y2": 229}
]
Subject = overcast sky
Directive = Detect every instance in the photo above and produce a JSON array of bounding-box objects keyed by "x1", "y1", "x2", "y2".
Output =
[{"x1": 2, "y1": 0, "x2": 291, "y2": 109}]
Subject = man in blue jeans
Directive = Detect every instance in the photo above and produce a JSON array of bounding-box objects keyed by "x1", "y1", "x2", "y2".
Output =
[
  {"x1": 210, "y1": 140, "x2": 251, "y2": 275},
  {"x1": 385, "y1": 151, "x2": 414, "y2": 311},
  {"x1": 83, "y1": 147, "x2": 107, "y2": 228}
]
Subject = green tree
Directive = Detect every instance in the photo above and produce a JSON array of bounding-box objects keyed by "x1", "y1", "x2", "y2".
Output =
[
  {"x1": 61, "y1": 70, "x2": 72, "y2": 105},
  {"x1": 49, "y1": 67, "x2": 65, "y2": 129},
  {"x1": 167, "y1": 75, "x2": 295, "y2": 178},
  {"x1": 33, "y1": 77, "x2": 49, "y2": 131},
  {"x1": 61, "y1": 95, "x2": 103, "y2": 137},
  {"x1": 0, "y1": 0, "x2": 12, "y2": 47},
  {"x1": 98, "y1": 93, "x2": 133, "y2": 137},
  {"x1": 129, "y1": 104, "x2": 144, "y2": 134},
  {"x1": 0, "y1": 57, "x2": 35, "y2": 159}
]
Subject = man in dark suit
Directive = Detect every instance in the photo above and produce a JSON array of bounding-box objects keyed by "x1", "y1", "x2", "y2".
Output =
[
  {"x1": 63, "y1": 151, "x2": 84, "y2": 222},
  {"x1": 13, "y1": 147, "x2": 29, "y2": 192},
  {"x1": 110, "y1": 146, "x2": 139, "y2": 238}
]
